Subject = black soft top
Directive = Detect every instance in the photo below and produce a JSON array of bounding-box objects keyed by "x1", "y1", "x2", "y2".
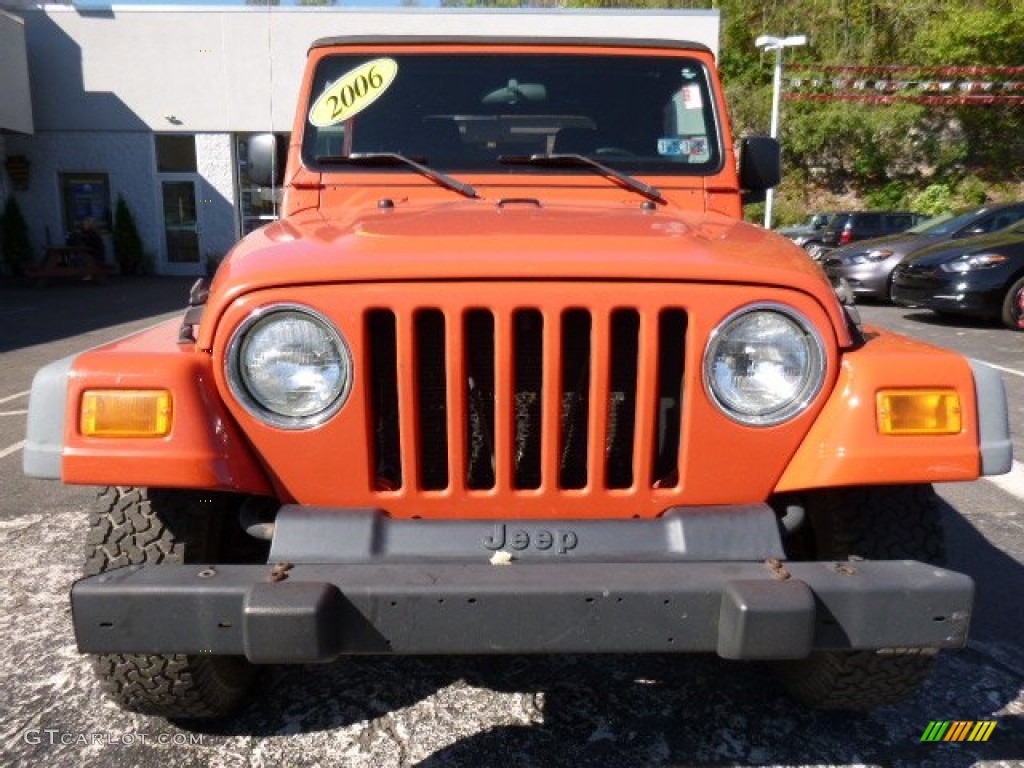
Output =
[{"x1": 309, "y1": 36, "x2": 711, "y2": 55}]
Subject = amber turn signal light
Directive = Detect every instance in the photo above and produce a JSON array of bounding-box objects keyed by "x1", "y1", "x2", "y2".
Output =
[
  {"x1": 876, "y1": 389, "x2": 961, "y2": 435},
  {"x1": 80, "y1": 390, "x2": 173, "y2": 437}
]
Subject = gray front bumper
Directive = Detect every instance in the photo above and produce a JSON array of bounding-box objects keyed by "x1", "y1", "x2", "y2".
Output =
[{"x1": 72, "y1": 558, "x2": 972, "y2": 663}]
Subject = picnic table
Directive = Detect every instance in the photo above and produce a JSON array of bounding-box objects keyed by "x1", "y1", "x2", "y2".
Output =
[{"x1": 25, "y1": 246, "x2": 117, "y2": 288}]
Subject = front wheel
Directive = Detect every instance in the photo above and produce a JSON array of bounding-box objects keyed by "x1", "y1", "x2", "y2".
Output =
[
  {"x1": 84, "y1": 487, "x2": 260, "y2": 719},
  {"x1": 886, "y1": 272, "x2": 899, "y2": 304},
  {"x1": 775, "y1": 485, "x2": 946, "y2": 710},
  {"x1": 1001, "y1": 276, "x2": 1024, "y2": 330}
]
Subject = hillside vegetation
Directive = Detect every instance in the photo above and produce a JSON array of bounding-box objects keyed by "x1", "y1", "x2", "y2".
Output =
[
  {"x1": 718, "y1": 0, "x2": 1024, "y2": 222},
  {"x1": 445, "y1": 0, "x2": 1024, "y2": 222}
]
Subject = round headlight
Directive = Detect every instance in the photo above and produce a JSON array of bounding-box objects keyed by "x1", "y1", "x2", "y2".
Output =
[
  {"x1": 703, "y1": 304, "x2": 825, "y2": 426},
  {"x1": 227, "y1": 305, "x2": 352, "y2": 429}
]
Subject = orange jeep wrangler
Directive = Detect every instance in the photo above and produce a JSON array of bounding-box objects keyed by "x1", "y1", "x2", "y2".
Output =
[{"x1": 25, "y1": 36, "x2": 1012, "y2": 719}]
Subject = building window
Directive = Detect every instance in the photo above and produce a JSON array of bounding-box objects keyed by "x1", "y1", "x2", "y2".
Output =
[
  {"x1": 235, "y1": 133, "x2": 288, "y2": 237},
  {"x1": 156, "y1": 135, "x2": 197, "y2": 173},
  {"x1": 60, "y1": 173, "x2": 111, "y2": 237}
]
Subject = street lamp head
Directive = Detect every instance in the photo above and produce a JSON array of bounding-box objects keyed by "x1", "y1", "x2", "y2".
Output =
[{"x1": 755, "y1": 34, "x2": 808, "y2": 50}]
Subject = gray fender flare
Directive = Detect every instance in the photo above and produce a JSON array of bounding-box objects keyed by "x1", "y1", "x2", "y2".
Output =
[
  {"x1": 970, "y1": 359, "x2": 1012, "y2": 476},
  {"x1": 23, "y1": 354, "x2": 76, "y2": 479}
]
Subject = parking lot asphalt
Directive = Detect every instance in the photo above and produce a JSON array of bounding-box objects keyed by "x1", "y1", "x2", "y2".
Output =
[{"x1": 0, "y1": 277, "x2": 1021, "y2": 768}]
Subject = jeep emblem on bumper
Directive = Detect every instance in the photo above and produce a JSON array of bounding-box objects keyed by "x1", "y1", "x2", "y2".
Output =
[{"x1": 483, "y1": 524, "x2": 579, "y2": 554}]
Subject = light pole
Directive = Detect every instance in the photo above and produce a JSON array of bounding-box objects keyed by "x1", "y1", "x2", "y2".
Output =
[{"x1": 755, "y1": 34, "x2": 807, "y2": 229}]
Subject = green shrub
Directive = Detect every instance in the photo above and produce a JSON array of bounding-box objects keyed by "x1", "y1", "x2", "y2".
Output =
[
  {"x1": 770, "y1": 197, "x2": 811, "y2": 228},
  {"x1": 955, "y1": 175, "x2": 988, "y2": 207},
  {"x1": 1, "y1": 196, "x2": 34, "y2": 276},
  {"x1": 865, "y1": 181, "x2": 909, "y2": 211},
  {"x1": 743, "y1": 200, "x2": 766, "y2": 226},
  {"x1": 112, "y1": 196, "x2": 145, "y2": 275},
  {"x1": 911, "y1": 184, "x2": 954, "y2": 218}
]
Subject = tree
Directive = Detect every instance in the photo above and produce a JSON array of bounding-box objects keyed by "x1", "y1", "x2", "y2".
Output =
[
  {"x1": 1, "y1": 197, "x2": 34, "y2": 276},
  {"x1": 439, "y1": 0, "x2": 1024, "y2": 205},
  {"x1": 112, "y1": 197, "x2": 145, "y2": 276}
]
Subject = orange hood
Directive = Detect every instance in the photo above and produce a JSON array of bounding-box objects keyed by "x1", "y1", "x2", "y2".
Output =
[{"x1": 202, "y1": 199, "x2": 851, "y2": 347}]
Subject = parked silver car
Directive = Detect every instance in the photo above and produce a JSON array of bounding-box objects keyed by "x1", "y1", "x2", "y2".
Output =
[
  {"x1": 776, "y1": 212, "x2": 837, "y2": 251},
  {"x1": 823, "y1": 202, "x2": 1024, "y2": 300}
]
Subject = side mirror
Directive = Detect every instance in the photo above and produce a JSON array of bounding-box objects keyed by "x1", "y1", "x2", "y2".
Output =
[
  {"x1": 248, "y1": 134, "x2": 284, "y2": 187},
  {"x1": 952, "y1": 227, "x2": 982, "y2": 239},
  {"x1": 738, "y1": 136, "x2": 781, "y2": 205}
]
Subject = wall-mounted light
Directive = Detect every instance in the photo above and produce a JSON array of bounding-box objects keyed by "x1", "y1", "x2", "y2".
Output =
[{"x1": 164, "y1": 115, "x2": 183, "y2": 126}]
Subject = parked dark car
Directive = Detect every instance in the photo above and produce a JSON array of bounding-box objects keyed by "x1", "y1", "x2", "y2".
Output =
[
  {"x1": 819, "y1": 210, "x2": 925, "y2": 248},
  {"x1": 891, "y1": 219, "x2": 1024, "y2": 330},
  {"x1": 776, "y1": 212, "x2": 837, "y2": 251},
  {"x1": 823, "y1": 202, "x2": 1024, "y2": 300}
]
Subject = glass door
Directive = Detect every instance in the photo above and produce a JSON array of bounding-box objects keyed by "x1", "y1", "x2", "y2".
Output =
[{"x1": 161, "y1": 180, "x2": 202, "y2": 274}]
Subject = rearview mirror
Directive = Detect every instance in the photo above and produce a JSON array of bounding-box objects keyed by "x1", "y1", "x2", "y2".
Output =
[{"x1": 482, "y1": 79, "x2": 547, "y2": 105}]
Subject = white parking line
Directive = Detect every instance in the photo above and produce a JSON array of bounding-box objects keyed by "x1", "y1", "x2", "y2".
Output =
[
  {"x1": 981, "y1": 361, "x2": 1024, "y2": 380},
  {"x1": 988, "y1": 460, "x2": 1024, "y2": 503},
  {"x1": 0, "y1": 390, "x2": 30, "y2": 405},
  {"x1": 0, "y1": 441, "x2": 25, "y2": 460},
  {"x1": 0, "y1": 410, "x2": 28, "y2": 417}
]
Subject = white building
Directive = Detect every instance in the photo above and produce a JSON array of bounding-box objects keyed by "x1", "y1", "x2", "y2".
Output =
[{"x1": 0, "y1": 5, "x2": 719, "y2": 276}]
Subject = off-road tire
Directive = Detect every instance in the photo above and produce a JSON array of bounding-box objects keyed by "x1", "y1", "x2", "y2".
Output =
[
  {"x1": 1001, "y1": 275, "x2": 1024, "y2": 330},
  {"x1": 776, "y1": 484, "x2": 946, "y2": 710},
  {"x1": 84, "y1": 486, "x2": 257, "y2": 719}
]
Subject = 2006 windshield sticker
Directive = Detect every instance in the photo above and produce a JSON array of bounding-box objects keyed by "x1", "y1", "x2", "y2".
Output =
[{"x1": 308, "y1": 58, "x2": 398, "y2": 128}]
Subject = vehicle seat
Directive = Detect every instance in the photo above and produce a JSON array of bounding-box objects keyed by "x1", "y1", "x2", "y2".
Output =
[
  {"x1": 350, "y1": 112, "x2": 409, "y2": 154},
  {"x1": 553, "y1": 126, "x2": 600, "y2": 155},
  {"x1": 407, "y1": 119, "x2": 464, "y2": 165}
]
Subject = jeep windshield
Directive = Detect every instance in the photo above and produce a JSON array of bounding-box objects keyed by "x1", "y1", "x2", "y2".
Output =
[{"x1": 301, "y1": 52, "x2": 722, "y2": 176}]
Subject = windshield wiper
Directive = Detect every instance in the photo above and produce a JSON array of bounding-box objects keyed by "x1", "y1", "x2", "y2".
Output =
[
  {"x1": 499, "y1": 153, "x2": 665, "y2": 205},
  {"x1": 316, "y1": 152, "x2": 478, "y2": 199}
]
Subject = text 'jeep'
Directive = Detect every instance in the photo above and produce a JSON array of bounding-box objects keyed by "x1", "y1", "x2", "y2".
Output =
[{"x1": 25, "y1": 30, "x2": 1012, "y2": 718}]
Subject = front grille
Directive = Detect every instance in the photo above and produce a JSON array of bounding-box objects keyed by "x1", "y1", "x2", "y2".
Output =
[{"x1": 366, "y1": 305, "x2": 686, "y2": 494}]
